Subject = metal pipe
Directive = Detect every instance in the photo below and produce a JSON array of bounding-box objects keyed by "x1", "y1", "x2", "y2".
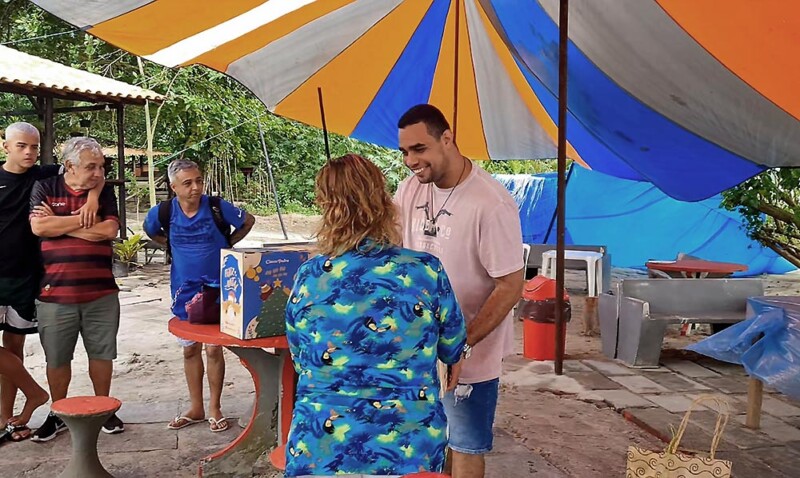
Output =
[
  {"x1": 41, "y1": 96, "x2": 55, "y2": 165},
  {"x1": 317, "y1": 87, "x2": 331, "y2": 161},
  {"x1": 257, "y1": 121, "x2": 288, "y2": 240},
  {"x1": 452, "y1": 0, "x2": 461, "y2": 139},
  {"x1": 554, "y1": 0, "x2": 569, "y2": 376},
  {"x1": 116, "y1": 106, "x2": 127, "y2": 239},
  {"x1": 544, "y1": 161, "x2": 575, "y2": 244}
]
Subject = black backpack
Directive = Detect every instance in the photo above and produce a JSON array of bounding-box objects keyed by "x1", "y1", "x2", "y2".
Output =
[{"x1": 156, "y1": 196, "x2": 233, "y2": 259}]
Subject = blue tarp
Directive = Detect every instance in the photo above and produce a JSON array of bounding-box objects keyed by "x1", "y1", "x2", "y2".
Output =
[
  {"x1": 688, "y1": 297, "x2": 800, "y2": 400},
  {"x1": 498, "y1": 174, "x2": 562, "y2": 245},
  {"x1": 496, "y1": 168, "x2": 794, "y2": 276}
]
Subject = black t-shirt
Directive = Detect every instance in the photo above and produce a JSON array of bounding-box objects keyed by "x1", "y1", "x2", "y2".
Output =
[{"x1": 0, "y1": 163, "x2": 61, "y2": 277}]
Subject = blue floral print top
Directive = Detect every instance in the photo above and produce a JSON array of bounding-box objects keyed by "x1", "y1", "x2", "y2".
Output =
[{"x1": 284, "y1": 242, "x2": 466, "y2": 476}]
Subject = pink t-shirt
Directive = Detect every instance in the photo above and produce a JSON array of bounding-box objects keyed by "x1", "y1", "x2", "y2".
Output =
[{"x1": 395, "y1": 162, "x2": 524, "y2": 383}]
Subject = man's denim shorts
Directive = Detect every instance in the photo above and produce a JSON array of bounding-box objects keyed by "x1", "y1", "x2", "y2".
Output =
[{"x1": 442, "y1": 378, "x2": 500, "y2": 454}]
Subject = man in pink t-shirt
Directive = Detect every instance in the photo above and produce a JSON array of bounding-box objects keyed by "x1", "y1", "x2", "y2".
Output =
[{"x1": 395, "y1": 104, "x2": 524, "y2": 478}]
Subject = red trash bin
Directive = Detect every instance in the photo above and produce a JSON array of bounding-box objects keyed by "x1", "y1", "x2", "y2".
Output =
[{"x1": 519, "y1": 275, "x2": 571, "y2": 361}]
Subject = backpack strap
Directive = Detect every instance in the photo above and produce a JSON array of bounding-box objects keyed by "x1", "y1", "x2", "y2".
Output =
[
  {"x1": 208, "y1": 195, "x2": 233, "y2": 247},
  {"x1": 156, "y1": 197, "x2": 232, "y2": 258},
  {"x1": 157, "y1": 199, "x2": 173, "y2": 259}
]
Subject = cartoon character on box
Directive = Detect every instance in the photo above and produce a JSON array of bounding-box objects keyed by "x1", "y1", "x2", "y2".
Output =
[
  {"x1": 223, "y1": 248, "x2": 310, "y2": 339},
  {"x1": 251, "y1": 279, "x2": 292, "y2": 338},
  {"x1": 221, "y1": 254, "x2": 243, "y2": 330},
  {"x1": 242, "y1": 278, "x2": 294, "y2": 338},
  {"x1": 245, "y1": 253, "x2": 305, "y2": 338},
  {"x1": 243, "y1": 282, "x2": 274, "y2": 339}
]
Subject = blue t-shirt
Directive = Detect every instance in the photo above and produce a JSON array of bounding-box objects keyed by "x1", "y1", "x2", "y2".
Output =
[{"x1": 144, "y1": 196, "x2": 246, "y2": 318}]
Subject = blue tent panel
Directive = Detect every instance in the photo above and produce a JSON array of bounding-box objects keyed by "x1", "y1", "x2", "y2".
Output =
[
  {"x1": 489, "y1": 0, "x2": 765, "y2": 201},
  {"x1": 351, "y1": 0, "x2": 449, "y2": 147}
]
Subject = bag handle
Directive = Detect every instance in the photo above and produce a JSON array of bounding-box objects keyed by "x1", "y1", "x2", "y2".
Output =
[
  {"x1": 171, "y1": 278, "x2": 207, "y2": 313},
  {"x1": 170, "y1": 282, "x2": 187, "y2": 312},
  {"x1": 667, "y1": 394, "x2": 730, "y2": 459}
]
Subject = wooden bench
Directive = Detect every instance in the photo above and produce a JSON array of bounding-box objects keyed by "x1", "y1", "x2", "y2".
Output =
[
  {"x1": 51, "y1": 396, "x2": 121, "y2": 478},
  {"x1": 599, "y1": 278, "x2": 764, "y2": 366},
  {"x1": 143, "y1": 239, "x2": 168, "y2": 265}
]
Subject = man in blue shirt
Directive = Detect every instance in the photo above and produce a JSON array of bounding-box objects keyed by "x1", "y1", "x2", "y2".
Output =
[{"x1": 144, "y1": 159, "x2": 254, "y2": 433}]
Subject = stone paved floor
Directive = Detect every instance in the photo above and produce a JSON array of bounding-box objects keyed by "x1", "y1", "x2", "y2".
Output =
[{"x1": 558, "y1": 355, "x2": 800, "y2": 478}]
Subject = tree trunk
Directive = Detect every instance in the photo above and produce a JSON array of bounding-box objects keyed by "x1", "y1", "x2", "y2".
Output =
[{"x1": 758, "y1": 233, "x2": 800, "y2": 268}]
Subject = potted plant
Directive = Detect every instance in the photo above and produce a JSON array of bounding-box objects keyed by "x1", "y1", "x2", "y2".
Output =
[{"x1": 113, "y1": 234, "x2": 145, "y2": 277}]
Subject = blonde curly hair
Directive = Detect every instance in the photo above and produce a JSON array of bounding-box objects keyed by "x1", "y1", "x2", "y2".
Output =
[{"x1": 314, "y1": 154, "x2": 400, "y2": 257}]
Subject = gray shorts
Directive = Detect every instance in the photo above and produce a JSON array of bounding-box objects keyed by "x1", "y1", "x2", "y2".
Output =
[{"x1": 37, "y1": 293, "x2": 120, "y2": 368}]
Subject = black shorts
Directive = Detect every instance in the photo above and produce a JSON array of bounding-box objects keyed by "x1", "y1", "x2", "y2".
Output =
[{"x1": 0, "y1": 274, "x2": 39, "y2": 334}]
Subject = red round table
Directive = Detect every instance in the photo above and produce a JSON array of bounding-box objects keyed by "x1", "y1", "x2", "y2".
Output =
[
  {"x1": 168, "y1": 318, "x2": 295, "y2": 477},
  {"x1": 646, "y1": 259, "x2": 747, "y2": 278}
]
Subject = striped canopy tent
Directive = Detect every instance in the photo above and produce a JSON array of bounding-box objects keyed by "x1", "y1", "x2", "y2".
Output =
[{"x1": 32, "y1": 0, "x2": 800, "y2": 202}]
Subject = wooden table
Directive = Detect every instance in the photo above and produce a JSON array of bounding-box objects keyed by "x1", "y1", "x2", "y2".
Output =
[
  {"x1": 168, "y1": 318, "x2": 295, "y2": 477},
  {"x1": 646, "y1": 259, "x2": 748, "y2": 279}
]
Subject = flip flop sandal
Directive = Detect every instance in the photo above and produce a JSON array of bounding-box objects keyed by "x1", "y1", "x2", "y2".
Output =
[
  {"x1": 167, "y1": 416, "x2": 203, "y2": 430},
  {"x1": 208, "y1": 417, "x2": 229, "y2": 433},
  {"x1": 4, "y1": 423, "x2": 31, "y2": 442}
]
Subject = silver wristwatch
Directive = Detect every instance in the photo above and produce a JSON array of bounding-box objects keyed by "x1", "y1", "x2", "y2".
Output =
[{"x1": 461, "y1": 343, "x2": 473, "y2": 360}]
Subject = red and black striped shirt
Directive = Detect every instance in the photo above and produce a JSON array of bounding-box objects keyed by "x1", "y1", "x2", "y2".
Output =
[{"x1": 30, "y1": 176, "x2": 119, "y2": 304}]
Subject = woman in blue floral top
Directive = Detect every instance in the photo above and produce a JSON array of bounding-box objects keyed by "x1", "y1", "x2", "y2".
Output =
[{"x1": 285, "y1": 154, "x2": 466, "y2": 477}]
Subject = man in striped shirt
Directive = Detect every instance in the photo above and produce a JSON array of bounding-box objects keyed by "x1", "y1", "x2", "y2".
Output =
[{"x1": 28, "y1": 137, "x2": 123, "y2": 442}]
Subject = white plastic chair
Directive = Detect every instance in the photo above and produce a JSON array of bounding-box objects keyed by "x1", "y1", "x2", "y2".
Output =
[{"x1": 541, "y1": 249, "x2": 603, "y2": 297}]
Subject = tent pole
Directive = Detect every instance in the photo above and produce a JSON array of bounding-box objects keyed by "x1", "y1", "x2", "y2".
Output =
[
  {"x1": 317, "y1": 87, "x2": 331, "y2": 161},
  {"x1": 41, "y1": 96, "x2": 54, "y2": 165},
  {"x1": 554, "y1": 0, "x2": 569, "y2": 376},
  {"x1": 257, "y1": 121, "x2": 288, "y2": 240},
  {"x1": 117, "y1": 105, "x2": 128, "y2": 239},
  {"x1": 452, "y1": 0, "x2": 461, "y2": 139},
  {"x1": 544, "y1": 161, "x2": 575, "y2": 244}
]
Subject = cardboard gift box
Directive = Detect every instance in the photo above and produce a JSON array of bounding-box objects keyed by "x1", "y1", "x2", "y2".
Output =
[{"x1": 220, "y1": 243, "x2": 312, "y2": 339}]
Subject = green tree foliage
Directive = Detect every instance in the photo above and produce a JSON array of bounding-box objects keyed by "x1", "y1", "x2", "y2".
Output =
[
  {"x1": 722, "y1": 169, "x2": 800, "y2": 268},
  {"x1": 1, "y1": 0, "x2": 554, "y2": 214},
  {"x1": 480, "y1": 159, "x2": 558, "y2": 175}
]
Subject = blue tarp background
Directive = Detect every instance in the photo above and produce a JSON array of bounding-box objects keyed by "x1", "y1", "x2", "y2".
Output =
[{"x1": 496, "y1": 167, "x2": 794, "y2": 276}]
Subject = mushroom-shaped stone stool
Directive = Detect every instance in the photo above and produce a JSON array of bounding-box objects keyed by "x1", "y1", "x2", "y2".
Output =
[{"x1": 51, "y1": 396, "x2": 121, "y2": 478}]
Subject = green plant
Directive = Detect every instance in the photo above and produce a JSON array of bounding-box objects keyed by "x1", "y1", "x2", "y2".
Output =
[
  {"x1": 113, "y1": 233, "x2": 145, "y2": 265},
  {"x1": 479, "y1": 159, "x2": 559, "y2": 175},
  {"x1": 721, "y1": 168, "x2": 800, "y2": 268}
]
